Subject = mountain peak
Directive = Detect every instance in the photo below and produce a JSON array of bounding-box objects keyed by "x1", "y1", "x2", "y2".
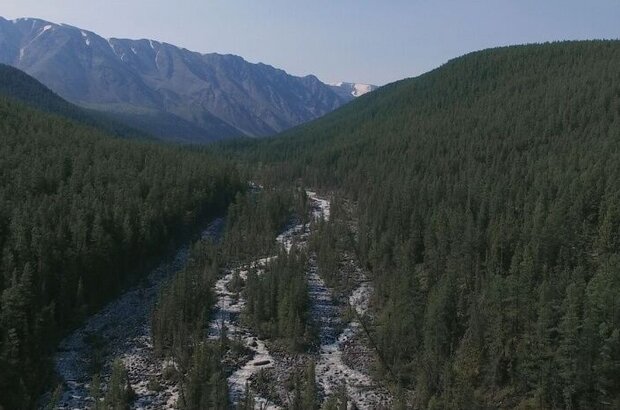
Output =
[{"x1": 329, "y1": 81, "x2": 378, "y2": 99}]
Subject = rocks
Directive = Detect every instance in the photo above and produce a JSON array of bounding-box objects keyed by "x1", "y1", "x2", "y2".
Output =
[
  {"x1": 207, "y1": 192, "x2": 332, "y2": 409},
  {"x1": 49, "y1": 218, "x2": 224, "y2": 410},
  {"x1": 310, "y1": 230, "x2": 392, "y2": 408},
  {"x1": 48, "y1": 192, "x2": 392, "y2": 410},
  {"x1": 208, "y1": 248, "x2": 279, "y2": 407}
]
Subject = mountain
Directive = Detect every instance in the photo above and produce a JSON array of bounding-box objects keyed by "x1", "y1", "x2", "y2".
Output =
[
  {"x1": 224, "y1": 41, "x2": 620, "y2": 408},
  {"x1": 0, "y1": 17, "x2": 349, "y2": 142},
  {"x1": 0, "y1": 63, "x2": 149, "y2": 138},
  {"x1": 329, "y1": 81, "x2": 377, "y2": 98}
]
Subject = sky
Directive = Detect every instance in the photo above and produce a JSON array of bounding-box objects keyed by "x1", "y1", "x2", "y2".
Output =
[{"x1": 2, "y1": 1, "x2": 620, "y2": 85}]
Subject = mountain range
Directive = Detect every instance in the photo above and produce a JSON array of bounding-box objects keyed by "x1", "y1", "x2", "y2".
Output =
[{"x1": 0, "y1": 17, "x2": 374, "y2": 142}]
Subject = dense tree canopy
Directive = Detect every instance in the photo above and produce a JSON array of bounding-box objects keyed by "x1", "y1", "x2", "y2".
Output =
[
  {"x1": 151, "y1": 187, "x2": 307, "y2": 408},
  {"x1": 3, "y1": 39, "x2": 620, "y2": 409},
  {"x1": 219, "y1": 41, "x2": 620, "y2": 408},
  {"x1": 0, "y1": 97, "x2": 242, "y2": 408},
  {"x1": 244, "y1": 248, "x2": 314, "y2": 352}
]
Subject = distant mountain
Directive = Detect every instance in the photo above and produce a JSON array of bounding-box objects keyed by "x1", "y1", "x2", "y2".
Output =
[
  {"x1": 329, "y1": 81, "x2": 377, "y2": 99},
  {"x1": 0, "y1": 17, "x2": 349, "y2": 142},
  {"x1": 0, "y1": 63, "x2": 148, "y2": 138}
]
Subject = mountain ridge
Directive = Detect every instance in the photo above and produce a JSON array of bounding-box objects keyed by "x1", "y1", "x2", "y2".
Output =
[{"x1": 0, "y1": 16, "x2": 359, "y2": 142}]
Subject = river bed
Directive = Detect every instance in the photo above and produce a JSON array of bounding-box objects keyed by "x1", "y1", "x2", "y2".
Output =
[{"x1": 48, "y1": 219, "x2": 224, "y2": 410}]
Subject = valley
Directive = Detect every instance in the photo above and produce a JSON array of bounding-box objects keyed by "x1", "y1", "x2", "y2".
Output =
[
  {"x1": 208, "y1": 192, "x2": 392, "y2": 409},
  {"x1": 0, "y1": 13, "x2": 619, "y2": 408}
]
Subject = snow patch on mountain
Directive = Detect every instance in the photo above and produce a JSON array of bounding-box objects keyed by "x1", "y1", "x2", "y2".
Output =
[
  {"x1": 81, "y1": 31, "x2": 90, "y2": 46},
  {"x1": 329, "y1": 82, "x2": 378, "y2": 99},
  {"x1": 351, "y1": 83, "x2": 374, "y2": 97}
]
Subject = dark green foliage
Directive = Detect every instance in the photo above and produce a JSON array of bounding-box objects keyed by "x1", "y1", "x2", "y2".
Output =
[
  {"x1": 152, "y1": 240, "x2": 220, "y2": 358},
  {"x1": 104, "y1": 359, "x2": 134, "y2": 410},
  {"x1": 302, "y1": 360, "x2": 319, "y2": 410},
  {"x1": 222, "y1": 41, "x2": 620, "y2": 407},
  {"x1": 151, "y1": 238, "x2": 230, "y2": 409},
  {"x1": 244, "y1": 249, "x2": 314, "y2": 352},
  {"x1": 221, "y1": 188, "x2": 306, "y2": 263},
  {"x1": 90, "y1": 373, "x2": 104, "y2": 410},
  {"x1": 310, "y1": 199, "x2": 358, "y2": 295},
  {"x1": 0, "y1": 97, "x2": 242, "y2": 408},
  {"x1": 283, "y1": 360, "x2": 318, "y2": 410},
  {"x1": 151, "y1": 188, "x2": 311, "y2": 409},
  {"x1": 179, "y1": 343, "x2": 229, "y2": 410},
  {"x1": 88, "y1": 360, "x2": 134, "y2": 410}
]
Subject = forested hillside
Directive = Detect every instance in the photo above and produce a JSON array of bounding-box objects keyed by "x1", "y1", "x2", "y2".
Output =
[
  {"x1": 220, "y1": 41, "x2": 620, "y2": 408},
  {"x1": 0, "y1": 64, "x2": 148, "y2": 139},
  {"x1": 0, "y1": 97, "x2": 243, "y2": 408}
]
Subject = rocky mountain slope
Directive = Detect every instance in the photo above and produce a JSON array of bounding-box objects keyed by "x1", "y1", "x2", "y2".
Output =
[{"x1": 0, "y1": 17, "x2": 353, "y2": 142}]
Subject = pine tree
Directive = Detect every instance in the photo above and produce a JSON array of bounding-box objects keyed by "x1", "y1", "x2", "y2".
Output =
[
  {"x1": 105, "y1": 359, "x2": 132, "y2": 410},
  {"x1": 302, "y1": 360, "x2": 318, "y2": 410}
]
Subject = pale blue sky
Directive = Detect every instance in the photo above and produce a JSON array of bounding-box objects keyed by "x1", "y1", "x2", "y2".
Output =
[{"x1": 3, "y1": 1, "x2": 620, "y2": 85}]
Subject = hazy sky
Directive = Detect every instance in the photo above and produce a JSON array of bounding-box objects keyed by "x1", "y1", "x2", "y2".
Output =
[{"x1": 3, "y1": 1, "x2": 620, "y2": 85}]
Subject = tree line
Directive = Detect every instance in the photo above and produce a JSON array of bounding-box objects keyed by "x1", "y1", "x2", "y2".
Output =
[{"x1": 244, "y1": 248, "x2": 314, "y2": 352}]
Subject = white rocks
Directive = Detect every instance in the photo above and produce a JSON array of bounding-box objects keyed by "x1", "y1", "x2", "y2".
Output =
[
  {"x1": 50, "y1": 219, "x2": 224, "y2": 410},
  {"x1": 49, "y1": 190, "x2": 390, "y2": 410},
  {"x1": 311, "y1": 259, "x2": 392, "y2": 409},
  {"x1": 209, "y1": 191, "x2": 330, "y2": 408}
]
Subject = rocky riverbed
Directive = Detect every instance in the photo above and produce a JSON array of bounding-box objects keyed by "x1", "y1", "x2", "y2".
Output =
[
  {"x1": 46, "y1": 191, "x2": 391, "y2": 410},
  {"x1": 47, "y1": 219, "x2": 224, "y2": 410},
  {"x1": 211, "y1": 192, "x2": 392, "y2": 409}
]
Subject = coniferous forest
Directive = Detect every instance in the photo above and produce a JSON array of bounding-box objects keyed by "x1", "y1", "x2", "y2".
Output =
[
  {"x1": 219, "y1": 41, "x2": 620, "y2": 408},
  {"x1": 2, "y1": 39, "x2": 620, "y2": 410},
  {"x1": 0, "y1": 96, "x2": 242, "y2": 408}
]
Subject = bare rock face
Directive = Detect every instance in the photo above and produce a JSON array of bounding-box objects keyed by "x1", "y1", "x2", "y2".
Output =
[{"x1": 0, "y1": 17, "x2": 350, "y2": 142}]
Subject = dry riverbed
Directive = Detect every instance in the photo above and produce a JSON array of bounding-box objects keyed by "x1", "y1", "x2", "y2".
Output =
[
  {"x1": 46, "y1": 191, "x2": 391, "y2": 409},
  {"x1": 211, "y1": 192, "x2": 392, "y2": 409},
  {"x1": 47, "y1": 219, "x2": 224, "y2": 410}
]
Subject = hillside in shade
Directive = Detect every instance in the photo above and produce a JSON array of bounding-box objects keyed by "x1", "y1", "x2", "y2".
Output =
[{"x1": 0, "y1": 63, "x2": 150, "y2": 138}]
